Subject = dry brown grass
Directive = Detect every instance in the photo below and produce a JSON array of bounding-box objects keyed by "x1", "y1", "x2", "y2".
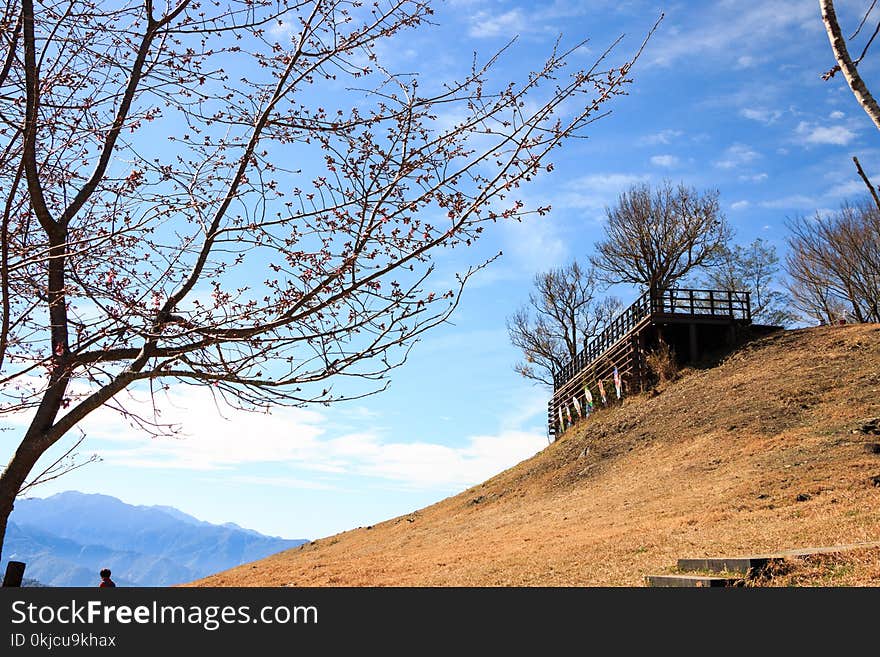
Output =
[
  {"x1": 190, "y1": 324, "x2": 880, "y2": 587},
  {"x1": 747, "y1": 546, "x2": 880, "y2": 587},
  {"x1": 644, "y1": 337, "x2": 678, "y2": 383}
]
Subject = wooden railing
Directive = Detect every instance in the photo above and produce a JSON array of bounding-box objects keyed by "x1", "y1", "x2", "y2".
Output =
[
  {"x1": 552, "y1": 288, "x2": 750, "y2": 391},
  {"x1": 649, "y1": 288, "x2": 751, "y2": 321}
]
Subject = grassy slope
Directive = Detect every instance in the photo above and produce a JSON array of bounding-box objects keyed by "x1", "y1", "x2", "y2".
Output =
[{"x1": 192, "y1": 324, "x2": 880, "y2": 586}]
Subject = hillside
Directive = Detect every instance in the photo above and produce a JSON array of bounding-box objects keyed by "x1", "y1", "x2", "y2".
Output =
[
  {"x1": 192, "y1": 324, "x2": 880, "y2": 586},
  {"x1": 5, "y1": 492, "x2": 307, "y2": 586}
]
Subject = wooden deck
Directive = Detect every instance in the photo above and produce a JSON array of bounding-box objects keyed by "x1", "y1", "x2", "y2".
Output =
[{"x1": 548, "y1": 288, "x2": 751, "y2": 438}]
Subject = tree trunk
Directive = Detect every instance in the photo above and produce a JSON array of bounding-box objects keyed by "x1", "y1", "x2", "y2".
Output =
[
  {"x1": 0, "y1": 436, "x2": 47, "y2": 563},
  {"x1": 820, "y1": 0, "x2": 880, "y2": 131}
]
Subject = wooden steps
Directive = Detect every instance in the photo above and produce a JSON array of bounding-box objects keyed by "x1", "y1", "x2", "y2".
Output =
[
  {"x1": 645, "y1": 574, "x2": 743, "y2": 588},
  {"x1": 548, "y1": 288, "x2": 752, "y2": 438},
  {"x1": 645, "y1": 541, "x2": 880, "y2": 587}
]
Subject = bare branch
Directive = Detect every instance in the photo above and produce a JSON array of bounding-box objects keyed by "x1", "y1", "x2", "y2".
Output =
[
  {"x1": 0, "y1": 0, "x2": 659, "y2": 560},
  {"x1": 820, "y1": 0, "x2": 880, "y2": 130},
  {"x1": 853, "y1": 155, "x2": 880, "y2": 211}
]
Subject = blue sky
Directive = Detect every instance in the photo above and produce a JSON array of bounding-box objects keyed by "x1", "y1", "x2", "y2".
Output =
[{"x1": 5, "y1": 0, "x2": 880, "y2": 541}]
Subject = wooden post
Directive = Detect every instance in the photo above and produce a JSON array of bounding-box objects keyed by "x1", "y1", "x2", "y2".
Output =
[
  {"x1": 3, "y1": 561, "x2": 26, "y2": 587},
  {"x1": 709, "y1": 290, "x2": 715, "y2": 315},
  {"x1": 727, "y1": 290, "x2": 734, "y2": 317}
]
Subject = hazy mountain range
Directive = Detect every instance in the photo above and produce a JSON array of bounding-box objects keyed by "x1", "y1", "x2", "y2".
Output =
[{"x1": 3, "y1": 491, "x2": 307, "y2": 586}]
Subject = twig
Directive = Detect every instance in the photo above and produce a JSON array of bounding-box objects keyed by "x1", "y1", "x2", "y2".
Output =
[{"x1": 852, "y1": 155, "x2": 880, "y2": 212}]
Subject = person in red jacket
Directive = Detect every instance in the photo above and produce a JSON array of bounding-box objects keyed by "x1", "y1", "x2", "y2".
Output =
[{"x1": 99, "y1": 568, "x2": 116, "y2": 587}]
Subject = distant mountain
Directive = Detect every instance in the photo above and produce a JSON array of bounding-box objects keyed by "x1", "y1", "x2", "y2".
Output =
[
  {"x1": 146, "y1": 505, "x2": 208, "y2": 527},
  {"x1": 22, "y1": 578, "x2": 47, "y2": 587},
  {"x1": 3, "y1": 491, "x2": 307, "y2": 586}
]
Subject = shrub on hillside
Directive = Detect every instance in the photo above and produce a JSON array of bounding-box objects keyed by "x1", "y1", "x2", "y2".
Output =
[{"x1": 646, "y1": 338, "x2": 678, "y2": 384}]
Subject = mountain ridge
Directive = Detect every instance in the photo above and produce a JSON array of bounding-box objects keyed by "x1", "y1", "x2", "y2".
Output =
[{"x1": 5, "y1": 491, "x2": 307, "y2": 586}]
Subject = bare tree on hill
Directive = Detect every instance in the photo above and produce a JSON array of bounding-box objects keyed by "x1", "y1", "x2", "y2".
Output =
[
  {"x1": 816, "y1": 3, "x2": 880, "y2": 324},
  {"x1": 700, "y1": 238, "x2": 796, "y2": 327},
  {"x1": 785, "y1": 200, "x2": 880, "y2": 324},
  {"x1": 0, "y1": 0, "x2": 659, "y2": 559},
  {"x1": 591, "y1": 181, "x2": 731, "y2": 296},
  {"x1": 507, "y1": 261, "x2": 621, "y2": 387}
]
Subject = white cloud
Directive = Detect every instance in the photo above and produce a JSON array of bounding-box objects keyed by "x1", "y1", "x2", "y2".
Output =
[
  {"x1": 650, "y1": 154, "x2": 679, "y2": 168},
  {"x1": 795, "y1": 121, "x2": 856, "y2": 145},
  {"x1": 829, "y1": 110, "x2": 845, "y2": 120},
  {"x1": 715, "y1": 143, "x2": 760, "y2": 169},
  {"x1": 731, "y1": 200, "x2": 750, "y2": 210},
  {"x1": 758, "y1": 194, "x2": 818, "y2": 209},
  {"x1": 227, "y1": 475, "x2": 337, "y2": 491},
  {"x1": 740, "y1": 107, "x2": 782, "y2": 124},
  {"x1": 467, "y1": 9, "x2": 526, "y2": 38},
  {"x1": 501, "y1": 207, "x2": 567, "y2": 270},
  {"x1": 323, "y1": 430, "x2": 545, "y2": 489},
  {"x1": 738, "y1": 172, "x2": 768, "y2": 183},
  {"x1": 826, "y1": 178, "x2": 872, "y2": 198},
  {"x1": 557, "y1": 173, "x2": 650, "y2": 211},
  {"x1": 68, "y1": 385, "x2": 545, "y2": 491},
  {"x1": 464, "y1": 1, "x2": 597, "y2": 39},
  {"x1": 646, "y1": 2, "x2": 815, "y2": 67},
  {"x1": 85, "y1": 388, "x2": 326, "y2": 470},
  {"x1": 640, "y1": 129, "x2": 683, "y2": 145}
]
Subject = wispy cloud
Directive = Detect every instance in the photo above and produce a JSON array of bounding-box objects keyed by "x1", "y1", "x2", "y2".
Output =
[
  {"x1": 467, "y1": 9, "x2": 526, "y2": 38},
  {"x1": 739, "y1": 172, "x2": 768, "y2": 183},
  {"x1": 556, "y1": 172, "x2": 650, "y2": 211},
  {"x1": 735, "y1": 55, "x2": 762, "y2": 69},
  {"x1": 650, "y1": 154, "x2": 679, "y2": 168},
  {"x1": 647, "y1": 2, "x2": 816, "y2": 68},
  {"x1": 227, "y1": 475, "x2": 338, "y2": 491},
  {"x1": 639, "y1": 129, "x2": 683, "y2": 146},
  {"x1": 795, "y1": 121, "x2": 856, "y2": 146},
  {"x1": 324, "y1": 429, "x2": 545, "y2": 490},
  {"x1": 730, "y1": 200, "x2": 750, "y2": 210},
  {"x1": 501, "y1": 211, "x2": 568, "y2": 270},
  {"x1": 825, "y1": 178, "x2": 873, "y2": 198},
  {"x1": 758, "y1": 194, "x2": 818, "y2": 209},
  {"x1": 740, "y1": 107, "x2": 782, "y2": 124},
  {"x1": 715, "y1": 143, "x2": 760, "y2": 169},
  {"x1": 72, "y1": 385, "x2": 545, "y2": 491},
  {"x1": 462, "y1": 1, "x2": 606, "y2": 40}
]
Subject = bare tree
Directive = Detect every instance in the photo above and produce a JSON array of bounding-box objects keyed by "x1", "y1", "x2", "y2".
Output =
[
  {"x1": 507, "y1": 261, "x2": 621, "y2": 387},
  {"x1": 785, "y1": 199, "x2": 880, "y2": 324},
  {"x1": 818, "y1": 4, "x2": 880, "y2": 323},
  {"x1": 0, "y1": 0, "x2": 659, "y2": 559},
  {"x1": 592, "y1": 181, "x2": 731, "y2": 295},
  {"x1": 701, "y1": 238, "x2": 796, "y2": 326}
]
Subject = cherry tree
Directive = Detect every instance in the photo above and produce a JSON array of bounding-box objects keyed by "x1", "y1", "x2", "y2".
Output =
[{"x1": 0, "y1": 0, "x2": 656, "y2": 558}]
